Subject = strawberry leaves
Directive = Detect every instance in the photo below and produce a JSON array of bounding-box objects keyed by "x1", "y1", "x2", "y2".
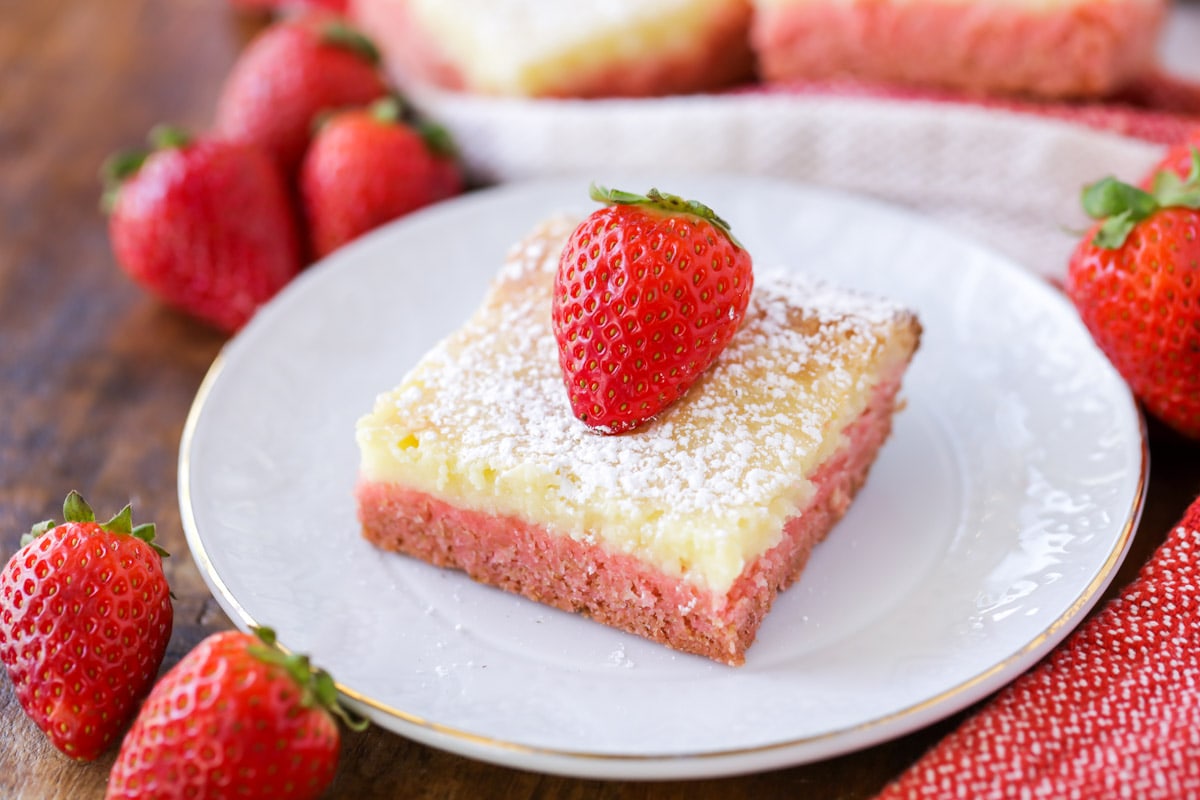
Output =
[
  {"x1": 320, "y1": 20, "x2": 381, "y2": 65},
  {"x1": 590, "y1": 184, "x2": 744, "y2": 248},
  {"x1": 100, "y1": 127, "x2": 194, "y2": 214},
  {"x1": 246, "y1": 626, "x2": 369, "y2": 732},
  {"x1": 1083, "y1": 147, "x2": 1200, "y2": 248},
  {"x1": 1151, "y1": 149, "x2": 1200, "y2": 208},
  {"x1": 1081, "y1": 180, "x2": 1158, "y2": 248},
  {"x1": 20, "y1": 491, "x2": 167, "y2": 557}
]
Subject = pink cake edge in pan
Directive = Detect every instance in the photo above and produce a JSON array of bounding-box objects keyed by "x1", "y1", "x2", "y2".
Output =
[
  {"x1": 348, "y1": 0, "x2": 755, "y2": 98},
  {"x1": 356, "y1": 368, "x2": 909, "y2": 667},
  {"x1": 753, "y1": 0, "x2": 1166, "y2": 99}
]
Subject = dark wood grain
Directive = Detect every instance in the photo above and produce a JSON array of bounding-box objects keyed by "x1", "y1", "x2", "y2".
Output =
[{"x1": 1, "y1": 1, "x2": 1198, "y2": 798}]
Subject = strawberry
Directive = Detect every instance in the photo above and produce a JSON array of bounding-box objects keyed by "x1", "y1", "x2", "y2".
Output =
[
  {"x1": 106, "y1": 627, "x2": 366, "y2": 800},
  {"x1": 1066, "y1": 147, "x2": 1200, "y2": 438},
  {"x1": 103, "y1": 126, "x2": 303, "y2": 333},
  {"x1": 0, "y1": 492, "x2": 172, "y2": 761},
  {"x1": 299, "y1": 97, "x2": 443, "y2": 258},
  {"x1": 552, "y1": 185, "x2": 754, "y2": 434},
  {"x1": 214, "y1": 15, "x2": 388, "y2": 175}
]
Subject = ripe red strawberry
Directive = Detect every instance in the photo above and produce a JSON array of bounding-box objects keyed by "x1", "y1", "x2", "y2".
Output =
[
  {"x1": 106, "y1": 627, "x2": 366, "y2": 800},
  {"x1": 0, "y1": 492, "x2": 172, "y2": 761},
  {"x1": 300, "y1": 98, "x2": 443, "y2": 258},
  {"x1": 214, "y1": 15, "x2": 388, "y2": 175},
  {"x1": 104, "y1": 127, "x2": 303, "y2": 333},
  {"x1": 552, "y1": 185, "x2": 754, "y2": 434},
  {"x1": 1066, "y1": 147, "x2": 1200, "y2": 438}
]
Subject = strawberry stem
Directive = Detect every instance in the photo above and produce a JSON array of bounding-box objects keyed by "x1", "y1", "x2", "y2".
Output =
[
  {"x1": 589, "y1": 184, "x2": 744, "y2": 249},
  {"x1": 1082, "y1": 146, "x2": 1200, "y2": 249},
  {"x1": 248, "y1": 626, "x2": 370, "y2": 733}
]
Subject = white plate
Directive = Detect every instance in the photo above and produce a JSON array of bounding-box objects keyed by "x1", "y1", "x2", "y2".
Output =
[{"x1": 180, "y1": 177, "x2": 1146, "y2": 781}]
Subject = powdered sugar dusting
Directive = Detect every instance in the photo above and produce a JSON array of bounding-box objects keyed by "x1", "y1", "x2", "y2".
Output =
[{"x1": 357, "y1": 219, "x2": 919, "y2": 590}]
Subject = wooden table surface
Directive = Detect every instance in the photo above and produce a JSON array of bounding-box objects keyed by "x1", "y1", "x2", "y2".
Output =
[{"x1": 2, "y1": 1, "x2": 1199, "y2": 797}]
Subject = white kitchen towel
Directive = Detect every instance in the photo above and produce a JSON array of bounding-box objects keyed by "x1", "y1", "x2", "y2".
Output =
[{"x1": 409, "y1": 87, "x2": 1173, "y2": 281}]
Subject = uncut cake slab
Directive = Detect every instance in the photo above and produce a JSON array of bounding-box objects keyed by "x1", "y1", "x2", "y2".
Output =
[
  {"x1": 355, "y1": 194, "x2": 921, "y2": 665},
  {"x1": 180, "y1": 177, "x2": 1145, "y2": 778}
]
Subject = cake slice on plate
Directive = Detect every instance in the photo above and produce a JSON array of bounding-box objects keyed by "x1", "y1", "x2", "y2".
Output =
[
  {"x1": 348, "y1": 0, "x2": 754, "y2": 98},
  {"x1": 356, "y1": 202, "x2": 920, "y2": 666},
  {"x1": 752, "y1": 0, "x2": 1166, "y2": 98}
]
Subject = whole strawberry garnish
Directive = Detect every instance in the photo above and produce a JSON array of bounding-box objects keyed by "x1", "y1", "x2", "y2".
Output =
[
  {"x1": 214, "y1": 15, "x2": 388, "y2": 175},
  {"x1": 552, "y1": 185, "x2": 754, "y2": 434},
  {"x1": 106, "y1": 627, "x2": 366, "y2": 800},
  {"x1": 1066, "y1": 147, "x2": 1200, "y2": 438},
  {"x1": 0, "y1": 492, "x2": 172, "y2": 761},
  {"x1": 103, "y1": 126, "x2": 303, "y2": 333},
  {"x1": 300, "y1": 97, "x2": 444, "y2": 258}
]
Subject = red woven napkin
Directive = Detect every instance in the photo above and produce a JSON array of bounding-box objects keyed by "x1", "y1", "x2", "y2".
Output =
[{"x1": 877, "y1": 497, "x2": 1200, "y2": 799}]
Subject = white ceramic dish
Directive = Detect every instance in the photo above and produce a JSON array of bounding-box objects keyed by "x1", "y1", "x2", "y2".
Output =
[{"x1": 180, "y1": 177, "x2": 1146, "y2": 781}]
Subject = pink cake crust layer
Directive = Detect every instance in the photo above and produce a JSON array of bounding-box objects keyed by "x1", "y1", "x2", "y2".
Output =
[
  {"x1": 753, "y1": 0, "x2": 1165, "y2": 99},
  {"x1": 349, "y1": 0, "x2": 754, "y2": 98},
  {"x1": 357, "y1": 372, "x2": 906, "y2": 666}
]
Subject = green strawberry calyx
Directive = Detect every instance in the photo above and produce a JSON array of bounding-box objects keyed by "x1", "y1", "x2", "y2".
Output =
[
  {"x1": 100, "y1": 125, "x2": 193, "y2": 214},
  {"x1": 356, "y1": 99, "x2": 458, "y2": 161},
  {"x1": 590, "y1": 184, "x2": 744, "y2": 249},
  {"x1": 1083, "y1": 146, "x2": 1200, "y2": 249},
  {"x1": 312, "y1": 96, "x2": 405, "y2": 135},
  {"x1": 247, "y1": 626, "x2": 370, "y2": 732},
  {"x1": 417, "y1": 119, "x2": 458, "y2": 159},
  {"x1": 320, "y1": 21, "x2": 380, "y2": 65},
  {"x1": 21, "y1": 490, "x2": 167, "y2": 558}
]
